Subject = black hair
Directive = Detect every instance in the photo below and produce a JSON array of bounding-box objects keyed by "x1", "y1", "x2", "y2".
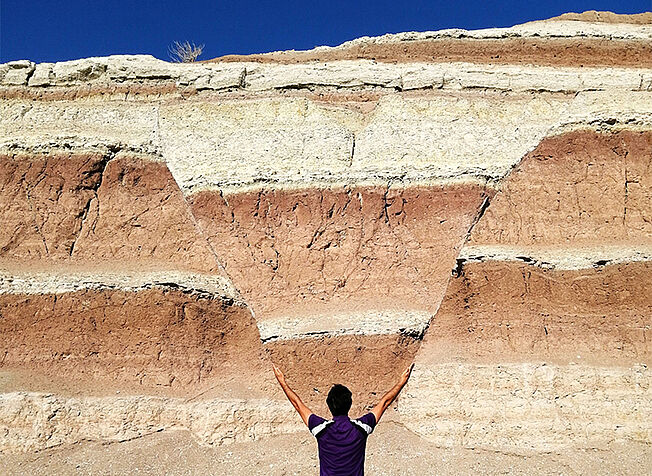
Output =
[{"x1": 326, "y1": 384, "x2": 352, "y2": 416}]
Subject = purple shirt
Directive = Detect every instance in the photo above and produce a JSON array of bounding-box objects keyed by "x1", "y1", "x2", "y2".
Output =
[{"x1": 308, "y1": 412, "x2": 377, "y2": 476}]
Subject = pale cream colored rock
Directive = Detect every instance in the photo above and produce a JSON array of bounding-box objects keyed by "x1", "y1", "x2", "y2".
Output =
[
  {"x1": 27, "y1": 63, "x2": 54, "y2": 86},
  {"x1": 158, "y1": 98, "x2": 358, "y2": 193},
  {"x1": 1, "y1": 60, "x2": 35, "y2": 85},
  {"x1": 326, "y1": 20, "x2": 652, "y2": 51},
  {"x1": 257, "y1": 310, "x2": 432, "y2": 342},
  {"x1": 2, "y1": 54, "x2": 650, "y2": 96},
  {"x1": 52, "y1": 57, "x2": 107, "y2": 83},
  {"x1": 0, "y1": 99, "x2": 160, "y2": 154},
  {"x1": 398, "y1": 363, "x2": 651, "y2": 451},
  {"x1": 243, "y1": 61, "x2": 404, "y2": 90},
  {"x1": 350, "y1": 94, "x2": 571, "y2": 183},
  {"x1": 562, "y1": 90, "x2": 652, "y2": 127},
  {"x1": 458, "y1": 245, "x2": 652, "y2": 270},
  {"x1": 0, "y1": 269, "x2": 239, "y2": 301},
  {"x1": 0, "y1": 392, "x2": 302, "y2": 453}
]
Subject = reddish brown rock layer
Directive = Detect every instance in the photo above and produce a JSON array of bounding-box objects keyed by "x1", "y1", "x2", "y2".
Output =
[
  {"x1": 189, "y1": 184, "x2": 490, "y2": 320},
  {"x1": 265, "y1": 333, "x2": 419, "y2": 416},
  {"x1": 0, "y1": 152, "x2": 106, "y2": 259},
  {"x1": 0, "y1": 289, "x2": 267, "y2": 398},
  {"x1": 543, "y1": 11, "x2": 652, "y2": 24},
  {"x1": 421, "y1": 261, "x2": 652, "y2": 366},
  {"x1": 470, "y1": 130, "x2": 652, "y2": 247},
  {"x1": 0, "y1": 153, "x2": 218, "y2": 273},
  {"x1": 211, "y1": 38, "x2": 652, "y2": 68}
]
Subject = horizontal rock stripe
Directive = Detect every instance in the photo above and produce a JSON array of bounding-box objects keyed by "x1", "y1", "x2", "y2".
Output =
[
  {"x1": 420, "y1": 261, "x2": 652, "y2": 365},
  {"x1": 0, "y1": 270, "x2": 236, "y2": 299},
  {"x1": 458, "y1": 245, "x2": 652, "y2": 270},
  {"x1": 0, "y1": 392, "x2": 302, "y2": 453},
  {"x1": 215, "y1": 38, "x2": 652, "y2": 68},
  {"x1": 257, "y1": 310, "x2": 432, "y2": 342},
  {"x1": 398, "y1": 363, "x2": 651, "y2": 451},
  {"x1": 0, "y1": 153, "x2": 222, "y2": 275},
  {"x1": 3, "y1": 57, "x2": 652, "y2": 101},
  {"x1": 469, "y1": 130, "x2": 652, "y2": 249},
  {"x1": 0, "y1": 289, "x2": 267, "y2": 397},
  {"x1": 265, "y1": 333, "x2": 420, "y2": 417}
]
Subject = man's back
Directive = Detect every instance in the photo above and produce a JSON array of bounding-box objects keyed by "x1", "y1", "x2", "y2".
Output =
[
  {"x1": 272, "y1": 364, "x2": 413, "y2": 475},
  {"x1": 309, "y1": 413, "x2": 377, "y2": 476}
]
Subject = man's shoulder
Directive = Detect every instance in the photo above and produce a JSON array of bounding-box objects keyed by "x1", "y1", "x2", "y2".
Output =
[
  {"x1": 351, "y1": 412, "x2": 376, "y2": 435},
  {"x1": 308, "y1": 414, "x2": 333, "y2": 436}
]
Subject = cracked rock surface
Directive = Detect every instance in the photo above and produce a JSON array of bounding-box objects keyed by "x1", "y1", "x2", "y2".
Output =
[{"x1": 0, "y1": 11, "x2": 651, "y2": 470}]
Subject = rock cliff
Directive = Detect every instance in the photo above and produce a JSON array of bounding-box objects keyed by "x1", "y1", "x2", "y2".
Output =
[{"x1": 0, "y1": 11, "x2": 650, "y2": 458}]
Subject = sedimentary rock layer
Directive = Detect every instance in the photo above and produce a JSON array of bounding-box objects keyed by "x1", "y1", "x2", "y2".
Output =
[
  {"x1": 398, "y1": 362, "x2": 650, "y2": 451},
  {"x1": 3, "y1": 58, "x2": 652, "y2": 102},
  {"x1": 544, "y1": 10, "x2": 652, "y2": 24},
  {"x1": 402, "y1": 128, "x2": 652, "y2": 450},
  {"x1": 215, "y1": 38, "x2": 652, "y2": 68},
  {"x1": 469, "y1": 130, "x2": 652, "y2": 249},
  {"x1": 420, "y1": 261, "x2": 651, "y2": 365},
  {"x1": 0, "y1": 392, "x2": 301, "y2": 453},
  {"x1": 0, "y1": 287, "x2": 265, "y2": 395},
  {"x1": 190, "y1": 184, "x2": 488, "y2": 322},
  {"x1": 266, "y1": 333, "x2": 420, "y2": 416},
  {"x1": 0, "y1": 152, "x2": 221, "y2": 274}
]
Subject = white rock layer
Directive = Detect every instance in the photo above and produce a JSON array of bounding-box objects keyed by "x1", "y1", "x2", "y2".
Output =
[
  {"x1": 397, "y1": 363, "x2": 651, "y2": 451},
  {"x1": 0, "y1": 392, "x2": 302, "y2": 453}
]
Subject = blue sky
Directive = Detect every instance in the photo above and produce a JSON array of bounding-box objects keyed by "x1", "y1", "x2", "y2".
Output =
[{"x1": 1, "y1": 1, "x2": 650, "y2": 63}]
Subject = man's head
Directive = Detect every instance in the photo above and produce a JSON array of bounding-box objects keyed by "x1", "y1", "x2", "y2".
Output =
[{"x1": 326, "y1": 384, "x2": 352, "y2": 417}]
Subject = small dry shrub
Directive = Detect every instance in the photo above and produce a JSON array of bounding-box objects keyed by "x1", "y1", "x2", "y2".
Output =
[{"x1": 168, "y1": 41, "x2": 204, "y2": 63}]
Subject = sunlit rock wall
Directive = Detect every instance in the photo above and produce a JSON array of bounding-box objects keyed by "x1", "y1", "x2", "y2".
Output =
[{"x1": 0, "y1": 12, "x2": 650, "y2": 453}]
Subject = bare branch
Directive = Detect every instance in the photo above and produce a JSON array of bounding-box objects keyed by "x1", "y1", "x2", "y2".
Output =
[{"x1": 168, "y1": 41, "x2": 204, "y2": 63}]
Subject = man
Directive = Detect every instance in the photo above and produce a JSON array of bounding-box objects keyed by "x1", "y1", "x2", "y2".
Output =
[{"x1": 272, "y1": 363, "x2": 414, "y2": 476}]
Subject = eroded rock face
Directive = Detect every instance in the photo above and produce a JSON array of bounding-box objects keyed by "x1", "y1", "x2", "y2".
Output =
[
  {"x1": 1, "y1": 11, "x2": 651, "y2": 457},
  {"x1": 0, "y1": 153, "x2": 220, "y2": 272},
  {"x1": 469, "y1": 130, "x2": 652, "y2": 248},
  {"x1": 190, "y1": 185, "x2": 488, "y2": 318},
  {"x1": 0, "y1": 288, "x2": 265, "y2": 395},
  {"x1": 400, "y1": 130, "x2": 652, "y2": 450}
]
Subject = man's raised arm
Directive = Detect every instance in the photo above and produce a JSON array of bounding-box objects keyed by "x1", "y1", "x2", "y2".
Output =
[
  {"x1": 371, "y1": 363, "x2": 414, "y2": 424},
  {"x1": 272, "y1": 364, "x2": 312, "y2": 426}
]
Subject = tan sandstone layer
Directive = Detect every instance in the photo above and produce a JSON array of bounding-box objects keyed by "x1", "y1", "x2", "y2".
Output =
[
  {"x1": 543, "y1": 10, "x2": 652, "y2": 24},
  {"x1": 212, "y1": 38, "x2": 652, "y2": 68}
]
